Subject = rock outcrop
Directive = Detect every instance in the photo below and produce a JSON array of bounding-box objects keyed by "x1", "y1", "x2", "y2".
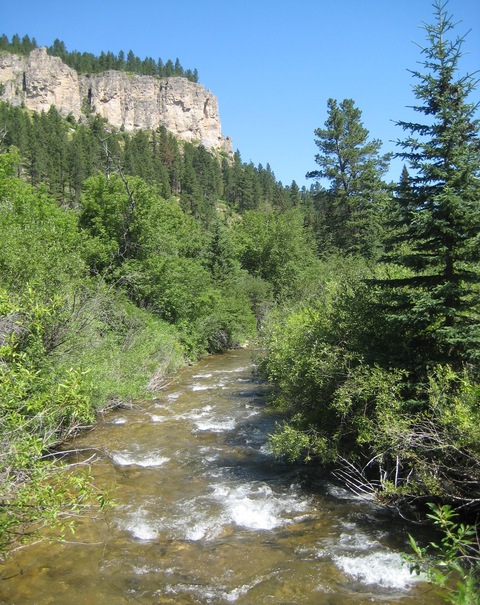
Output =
[{"x1": 0, "y1": 47, "x2": 232, "y2": 154}]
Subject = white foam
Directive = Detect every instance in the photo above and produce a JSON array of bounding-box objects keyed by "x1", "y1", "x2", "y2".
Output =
[
  {"x1": 198, "y1": 446, "x2": 222, "y2": 463},
  {"x1": 150, "y1": 414, "x2": 168, "y2": 423},
  {"x1": 221, "y1": 584, "x2": 252, "y2": 601},
  {"x1": 338, "y1": 531, "x2": 379, "y2": 551},
  {"x1": 166, "y1": 392, "x2": 181, "y2": 401},
  {"x1": 151, "y1": 402, "x2": 170, "y2": 410},
  {"x1": 184, "y1": 517, "x2": 223, "y2": 541},
  {"x1": 118, "y1": 508, "x2": 162, "y2": 541},
  {"x1": 192, "y1": 373, "x2": 213, "y2": 378},
  {"x1": 178, "y1": 404, "x2": 238, "y2": 432},
  {"x1": 213, "y1": 366, "x2": 250, "y2": 374},
  {"x1": 156, "y1": 481, "x2": 311, "y2": 542},
  {"x1": 111, "y1": 451, "x2": 170, "y2": 467},
  {"x1": 119, "y1": 511, "x2": 159, "y2": 540},
  {"x1": 333, "y1": 551, "x2": 419, "y2": 589},
  {"x1": 191, "y1": 383, "x2": 213, "y2": 391},
  {"x1": 111, "y1": 417, "x2": 127, "y2": 425},
  {"x1": 128, "y1": 520, "x2": 159, "y2": 541},
  {"x1": 194, "y1": 418, "x2": 236, "y2": 432},
  {"x1": 212, "y1": 483, "x2": 310, "y2": 530},
  {"x1": 179, "y1": 405, "x2": 213, "y2": 420},
  {"x1": 259, "y1": 443, "x2": 275, "y2": 456},
  {"x1": 175, "y1": 406, "x2": 237, "y2": 432},
  {"x1": 165, "y1": 501, "x2": 225, "y2": 541},
  {"x1": 162, "y1": 582, "x2": 254, "y2": 603}
]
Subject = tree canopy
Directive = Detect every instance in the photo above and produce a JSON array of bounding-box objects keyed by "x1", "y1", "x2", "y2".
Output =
[
  {"x1": 307, "y1": 98, "x2": 392, "y2": 258},
  {"x1": 374, "y1": 0, "x2": 480, "y2": 373}
]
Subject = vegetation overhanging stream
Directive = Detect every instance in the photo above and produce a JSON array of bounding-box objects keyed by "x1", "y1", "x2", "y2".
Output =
[{"x1": 0, "y1": 348, "x2": 444, "y2": 604}]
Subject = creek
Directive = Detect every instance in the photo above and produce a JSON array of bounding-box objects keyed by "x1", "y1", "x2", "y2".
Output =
[{"x1": 0, "y1": 348, "x2": 443, "y2": 604}]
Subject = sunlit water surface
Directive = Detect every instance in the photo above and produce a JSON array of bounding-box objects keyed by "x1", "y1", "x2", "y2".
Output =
[{"x1": 0, "y1": 349, "x2": 442, "y2": 604}]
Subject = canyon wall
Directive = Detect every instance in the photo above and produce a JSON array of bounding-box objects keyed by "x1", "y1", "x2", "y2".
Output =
[{"x1": 0, "y1": 47, "x2": 232, "y2": 154}]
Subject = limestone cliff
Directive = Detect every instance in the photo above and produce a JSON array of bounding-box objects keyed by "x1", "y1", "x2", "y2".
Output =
[{"x1": 0, "y1": 47, "x2": 232, "y2": 154}]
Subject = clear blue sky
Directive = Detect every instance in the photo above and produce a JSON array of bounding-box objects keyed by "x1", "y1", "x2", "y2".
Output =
[{"x1": 2, "y1": 0, "x2": 479, "y2": 188}]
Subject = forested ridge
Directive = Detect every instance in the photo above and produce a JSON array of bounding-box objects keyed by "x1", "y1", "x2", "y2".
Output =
[
  {"x1": 0, "y1": 33, "x2": 199, "y2": 81},
  {"x1": 1, "y1": 3, "x2": 480, "y2": 601}
]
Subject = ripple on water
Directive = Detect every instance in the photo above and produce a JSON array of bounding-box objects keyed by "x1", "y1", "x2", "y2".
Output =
[
  {"x1": 110, "y1": 450, "x2": 170, "y2": 468},
  {"x1": 175, "y1": 405, "x2": 238, "y2": 433},
  {"x1": 310, "y1": 522, "x2": 425, "y2": 591},
  {"x1": 1, "y1": 349, "x2": 439, "y2": 605},
  {"x1": 149, "y1": 413, "x2": 168, "y2": 422},
  {"x1": 211, "y1": 482, "x2": 312, "y2": 531},
  {"x1": 124, "y1": 518, "x2": 159, "y2": 541},
  {"x1": 333, "y1": 551, "x2": 419, "y2": 589},
  {"x1": 194, "y1": 417, "x2": 237, "y2": 432},
  {"x1": 191, "y1": 383, "x2": 214, "y2": 391},
  {"x1": 117, "y1": 479, "x2": 313, "y2": 544}
]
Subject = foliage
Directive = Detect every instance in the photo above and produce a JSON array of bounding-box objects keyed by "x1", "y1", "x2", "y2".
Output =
[
  {"x1": 257, "y1": 3, "x2": 480, "y2": 530},
  {"x1": 0, "y1": 145, "x2": 83, "y2": 294},
  {"x1": 407, "y1": 504, "x2": 480, "y2": 604},
  {"x1": 71, "y1": 294, "x2": 186, "y2": 400},
  {"x1": 3, "y1": 5, "x2": 477, "y2": 566},
  {"x1": 0, "y1": 147, "x2": 187, "y2": 554},
  {"x1": 0, "y1": 101, "x2": 300, "y2": 214},
  {"x1": 231, "y1": 208, "x2": 320, "y2": 299},
  {"x1": 259, "y1": 252, "x2": 480, "y2": 504},
  {"x1": 307, "y1": 98, "x2": 392, "y2": 258},
  {"x1": 0, "y1": 287, "x2": 107, "y2": 553},
  {"x1": 375, "y1": 0, "x2": 480, "y2": 373},
  {"x1": 0, "y1": 32, "x2": 322, "y2": 557},
  {"x1": 78, "y1": 171, "x2": 256, "y2": 355}
]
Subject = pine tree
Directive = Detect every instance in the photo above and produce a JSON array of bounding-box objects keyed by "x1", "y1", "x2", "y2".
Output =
[
  {"x1": 307, "y1": 98, "x2": 391, "y2": 258},
  {"x1": 377, "y1": 0, "x2": 480, "y2": 371}
]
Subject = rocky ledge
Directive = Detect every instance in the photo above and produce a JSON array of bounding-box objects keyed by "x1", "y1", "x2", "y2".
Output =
[{"x1": 0, "y1": 47, "x2": 232, "y2": 154}]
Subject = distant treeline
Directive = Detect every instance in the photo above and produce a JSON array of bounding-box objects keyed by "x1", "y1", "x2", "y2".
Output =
[{"x1": 0, "y1": 33, "x2": 199, "y2": 82}]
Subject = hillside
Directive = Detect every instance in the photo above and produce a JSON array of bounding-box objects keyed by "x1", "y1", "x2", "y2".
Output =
[{"x1": 0, "y1": 47, "x2": 232, "y2": 154}]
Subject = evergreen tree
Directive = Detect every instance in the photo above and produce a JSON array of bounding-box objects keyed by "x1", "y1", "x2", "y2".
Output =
[
  {"x1": 10, "y1": 34, "x2": 21, "y2": 53},
  {"x1": 174, "y1": 58, "x2": 182, "y2": 76},
  {"x1": 307, "y1": 98, "x2": 391, "y2": 258},
  {"x1": 149, "y1": 130, "x2": 171, "y2": 197},
  {"x1": 288, "y1": 180, "x2": 302, "y2": 207},
  {"x1": 377, "y1": 0, "x2": 480, "y2": 371},
  {"x1": 179, "y1": 147, "x2": 202, "y2": 216},
  {"x1": 126, "y1": 50, "x2": 136, "y2": 72},
  {"x1": 164, "y1": 59, "x2": 175, "y2": 77},
  {"x1": 204, "y1": 220, "x2": 240, "y2": 283},
  {"x1": 123, "y1": 130, "x2": 156, "y2": 184},
  {"x1": 49, "y1": 38, "x2": 67, "y2": 61}
]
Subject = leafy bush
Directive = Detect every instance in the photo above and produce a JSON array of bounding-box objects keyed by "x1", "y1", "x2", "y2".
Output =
[
  {"x1": 0, "y1": 288, "x2": 104, "y2": 552},
  {"x1": 259, "y1": 256, "x2": 480, "y2": 507},
  {"x1": 407, "y1": 504, "x2": 480, "y2": 605}
]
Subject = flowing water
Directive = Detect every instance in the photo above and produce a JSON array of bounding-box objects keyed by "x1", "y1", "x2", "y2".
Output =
[{"x1": 1, "y1": 349, "x2": 443, "y2": 604}]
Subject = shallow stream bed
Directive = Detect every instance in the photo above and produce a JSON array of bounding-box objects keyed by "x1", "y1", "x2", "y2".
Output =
[{"x1": 0, "y1": 349, "x2": 442, "y2": 604}]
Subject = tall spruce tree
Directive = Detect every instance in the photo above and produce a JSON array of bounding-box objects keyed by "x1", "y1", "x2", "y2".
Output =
[
  {"x1": 307, "y1": 98, "x2": 391, "y2": 258},
  {"x1": 378, "y1": 0, "x2": 480, "y2": 371}
]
